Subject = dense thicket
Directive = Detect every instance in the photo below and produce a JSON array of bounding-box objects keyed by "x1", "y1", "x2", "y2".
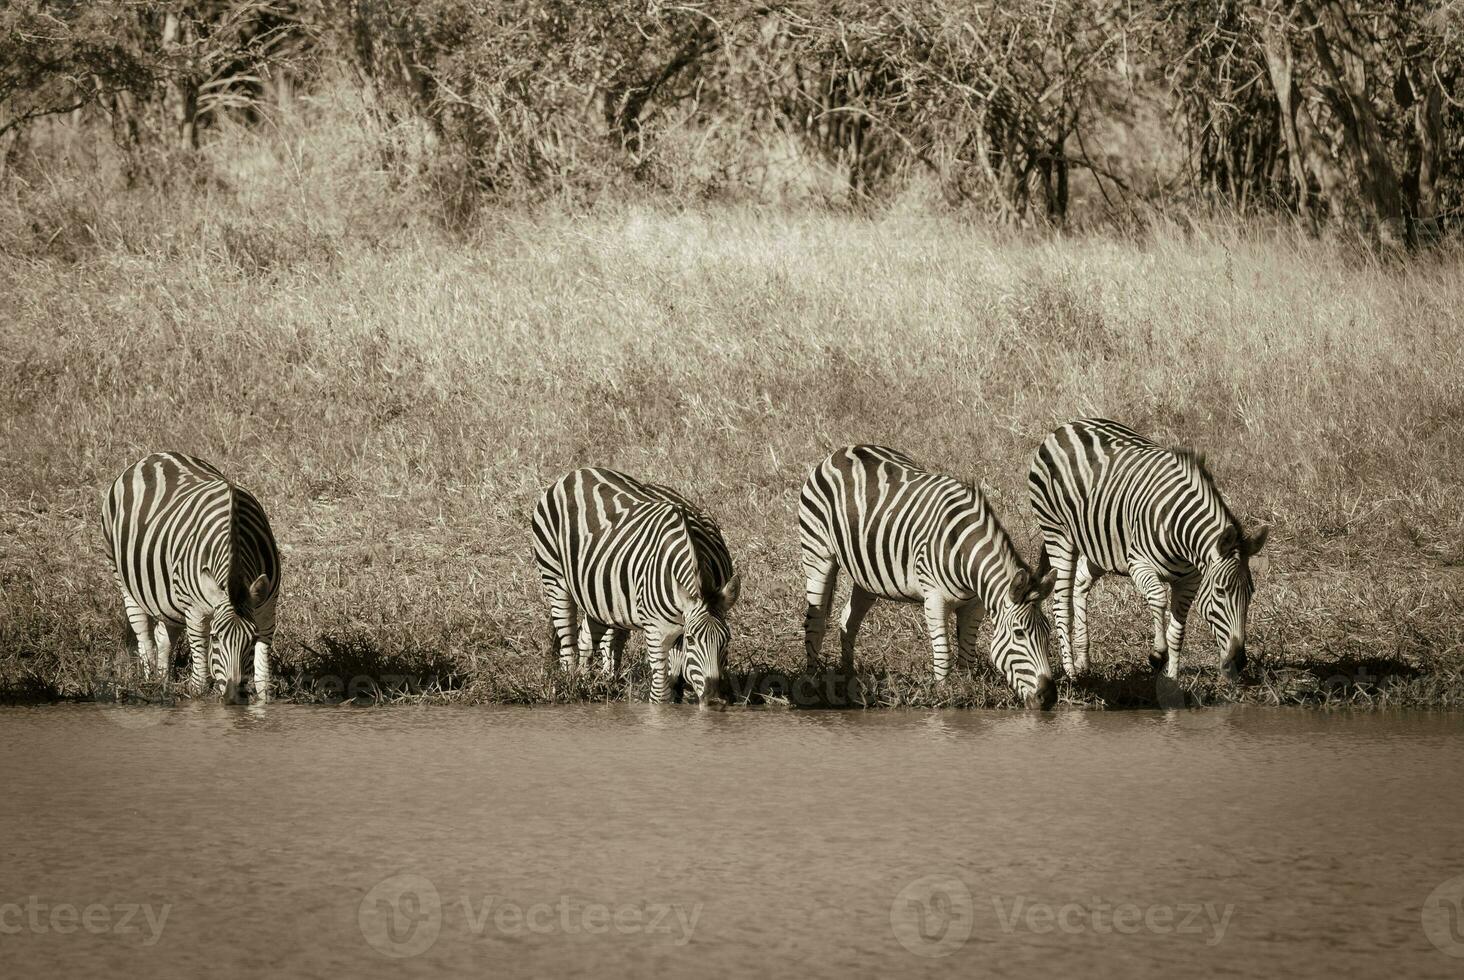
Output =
[{"x1": 3, "y1": 0, "x2": 1461, "y2": 241}]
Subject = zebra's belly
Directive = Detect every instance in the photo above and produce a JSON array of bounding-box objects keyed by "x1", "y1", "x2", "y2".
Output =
[
  {"x1": 116, "y1": 568, "x2": 189, "y2": 625},
  {"x1": 835, "y1": 556, "x2": 924, "y2": 603},
  {"x1": 565, "y1": 576, "x2": 642, "y2": 631}
]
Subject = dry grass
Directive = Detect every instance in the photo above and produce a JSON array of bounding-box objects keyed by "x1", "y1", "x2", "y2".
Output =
[{"x1": 2, "y1": 108, "x2": 1462, "y2": 711}]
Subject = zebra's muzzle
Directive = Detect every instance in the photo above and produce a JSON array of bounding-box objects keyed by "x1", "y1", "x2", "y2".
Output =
[{"x1": 1025, "y1": 674, "x2": 1057, "y2": 710}]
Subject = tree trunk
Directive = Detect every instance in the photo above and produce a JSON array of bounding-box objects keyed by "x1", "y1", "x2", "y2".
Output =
[
  {"x1": 1261, "y1": 23, "x2": 1334, "y2": 226},
  {"x1": 161, "y1": 11, "x2": 199, "y2": 150},
  {"x1": 1304, "y1": 0, "x2": 1405, "y2": 246},
  {"x1": 1412, "y1": 75, "x2": 1443, "y2": 243}
]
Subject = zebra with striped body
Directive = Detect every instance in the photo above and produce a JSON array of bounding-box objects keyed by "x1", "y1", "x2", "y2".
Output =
[
  {"x1": 1027, "y1": 418, "x2": 1268, "y2": 681},
  {"x1": 799, "y1": 446, "x2": 1058, "y2": 709},
  {"x1": 102, "y1": 452, "x2": 281, "y2": 702},
  {"x1": 532, "y1": 468, "x2": 740, "y2": 704}
]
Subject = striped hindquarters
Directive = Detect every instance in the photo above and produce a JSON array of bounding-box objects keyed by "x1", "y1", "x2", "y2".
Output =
[
  {"x1": 102, "y1": 452, "x2": 280, "y2": 622},
  {"x1": 531, "y1": 467, "x2": 733, "y2": 627}
]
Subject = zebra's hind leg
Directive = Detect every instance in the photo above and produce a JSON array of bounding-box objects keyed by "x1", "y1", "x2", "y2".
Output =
[
  {"x1": 118, "y1": 585, "x2": 158, "y2": 680},
  {"x1": 541, "y1": 578, "x2": 579, "y2": 672},
  {"x1": 1071, "y1": 557, "x2": 1101, "y2": 674},
  {"x1": 837, "y1": 586, "x2": 876, "y2": 675},
  {"x1": 1131, "y1": 561, "x2": 1171, "y2": 675},
  {"x1": 801, "y1": 552, "x2": 839, "y2": 672}
]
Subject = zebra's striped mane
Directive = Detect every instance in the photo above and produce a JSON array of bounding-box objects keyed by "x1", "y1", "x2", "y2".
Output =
[
  {"x1": 1168, "y1": 446, "x2": 1243, "y2": 540},
  {"x1": 966, "y1": 483, "x2": 1035, "y2": 579}
]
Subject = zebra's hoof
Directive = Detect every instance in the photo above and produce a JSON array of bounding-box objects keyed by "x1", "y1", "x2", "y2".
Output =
[{"x1": 1148, "y1": 653, "x2": 1166, "y2": 674}]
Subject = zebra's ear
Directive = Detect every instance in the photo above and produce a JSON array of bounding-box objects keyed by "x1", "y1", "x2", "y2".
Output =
[
  {"x1": 248, "y1": 574, "x2": 271, "y2": 606},
  {"x1": 718, "y1": 573, "x2": 742, "y2": 615},
  {"x1": 1215, "y1": 524, "x2": 1240, "y2": 558},
  {"x1": 1007, "y1": 568, "x2": 1032, "y2": 604},
  {"x1": 1029, "y1": 568, "x2": 1058, "y2": 603},
  {"x1": 1243, "y1": 525, "x2": 1269, "y2": 558},
  {"x1": 197, "y1": 570, "x2": 229, "y2": 609}
]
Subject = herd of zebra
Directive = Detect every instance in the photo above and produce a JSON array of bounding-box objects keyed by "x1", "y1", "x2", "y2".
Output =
[{"x1": 102, "y1": 418, "x2": 1268, "y2": 709}]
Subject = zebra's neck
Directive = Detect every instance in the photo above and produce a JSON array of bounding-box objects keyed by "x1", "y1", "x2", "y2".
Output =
[
  {"x1": 944, "y1": 489, "x2": 1025, "y2": 611},
  {"x1": 1161, "y1": 464, "x2": 1236, "y2": 568}
]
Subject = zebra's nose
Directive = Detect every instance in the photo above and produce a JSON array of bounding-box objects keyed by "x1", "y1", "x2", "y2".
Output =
[
  {"x1": 222, "y1": 679, "x2": 246, "y2": 704},
  {"x1": 1026, "y1": 674, "x2": 1057, "y2": 710},
  {"x1": 1226, "y1": 645, "x2": 1248, "y2": 678}
]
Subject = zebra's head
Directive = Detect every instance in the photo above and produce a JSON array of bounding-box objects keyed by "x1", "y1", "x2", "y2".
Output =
[
  {"x1": 674, "y1": 573, "x2": 741, "y2": 704},
  {"x1": 992, "y1": 566, "x2": 1059, "y2": 709},
  {"x1": 199, "y1": 570, "x2": 272, "y2": 703},
  {"x1": 1198, "y1": 524, "x2": 1269, "y2": 678}
]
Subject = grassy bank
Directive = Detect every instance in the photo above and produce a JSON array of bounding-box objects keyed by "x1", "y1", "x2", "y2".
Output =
[{"x1": 3, "y1": 132, "x2": 1463, "y2": 709}]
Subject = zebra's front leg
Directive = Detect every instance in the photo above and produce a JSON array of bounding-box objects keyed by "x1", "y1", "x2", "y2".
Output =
[
  {"x1": 1164, "y1": 574, "x2": 1199, "y2": 681},
  {"x1": 1071, "y1": 558, "x2": 1100, "y2": 674},
  {"x1": 923, "y1": 593, "x2": 954, "y2": 681},
  {"x1": 598, "y1": 627, "x2": 628, "y2": 676},
  {"x1": 1132, "y1": 562, "x2": 1172, "y2": 675},
  {"x1": 151, "y1": 621, "x2": 175, "y2": 682},
  {"x1": 252, "y1": 601, "x2": 275, "y2": 703},
  {"x1": 802, "y1": 553, "x2": 839, "y2": 672},
  {"x1": 185, "y1": 611, "x2": 213, "y2": 697},
  {"x1": 645, "y1": 627, "x2": 673, "y2": 704},
  {"x1": 1044, "y1": 537, "x2": 1078, "y2": 677},
  {"x1": 955, "y1": 601, "x2": 984, "y2": 673},
  {"x1": 579, "y1": 618, "x2": 606, "y2": 672},
  {"x1": 838, "y1": 586, "x2": 876, "y2": 675}
]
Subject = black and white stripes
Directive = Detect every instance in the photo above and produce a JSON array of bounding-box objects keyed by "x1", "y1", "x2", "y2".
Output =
[
  {"x1": 101, "y1": 452, "x2": 280, "y2": 701},
  {"x1": 1028, "y1": 418, "x2": 1267, "y2": 680},
  {"x1": 798, "y1": 446, "x2": 1058, "y2": 708},
  {"x1": 532, "y1": 468, "x2": 740, "y2": 704}
]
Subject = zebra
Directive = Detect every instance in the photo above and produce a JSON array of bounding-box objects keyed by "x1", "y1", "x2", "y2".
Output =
[
  {"x1": 532, "y1": 467, "x2": 740, "y2": 704},
  {"x1": 1027, "y1": 418, "x2": 1268, "y2": 681},
  {"x1": 799, "y1": 446, "x2": 1058, "y2": 709},
  {"x1": 101, "y1": 452, "x2": 281, "y2": 702}
]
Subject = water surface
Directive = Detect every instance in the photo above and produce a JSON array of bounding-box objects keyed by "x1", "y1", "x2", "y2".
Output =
[{"x1": 1, "y1": 704, "x2": 1461, "y2": 978}]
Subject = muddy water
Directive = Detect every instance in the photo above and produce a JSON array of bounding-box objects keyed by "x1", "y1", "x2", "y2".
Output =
[{"x1": 1, "y1": 704, "x2": 1462, "y2": 979}]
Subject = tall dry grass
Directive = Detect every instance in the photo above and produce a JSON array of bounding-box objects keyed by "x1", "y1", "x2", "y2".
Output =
[{"x1": 2, "y1": 97, "x2": 1462, "y2": 708}]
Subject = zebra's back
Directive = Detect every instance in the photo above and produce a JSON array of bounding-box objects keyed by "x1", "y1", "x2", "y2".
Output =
[
  {"x1": 1028, "y1": 418, "x2": 1220, "y2": 575},
  {"x1": 799, "y1": 445, "x2": 988, "y2": 602}
]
